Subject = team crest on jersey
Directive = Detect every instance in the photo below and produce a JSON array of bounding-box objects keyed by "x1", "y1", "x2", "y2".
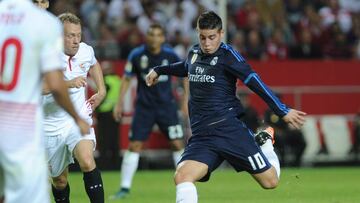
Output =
[
  {"x1": 161, "y1": 59, "x2": 169, "y2": 66},
  {"x1": 191, "y1": 53, "x2": 198, "y2": 64},
  {"x1": 210, "y1": 56, "x2": 218, "y2": 66},
  {"x1": 140, "y1": 55, "x2": 148, "y2": 69}
]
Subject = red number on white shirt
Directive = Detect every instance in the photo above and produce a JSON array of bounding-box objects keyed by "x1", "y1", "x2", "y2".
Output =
[{"x1": 0, "y1": 37, "x2": 22, "y2": 91}]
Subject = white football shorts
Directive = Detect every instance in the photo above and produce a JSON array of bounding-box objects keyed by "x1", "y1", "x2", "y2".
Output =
[{"x1": 45, "y1": 120, "x2": 96, "y2": 177}]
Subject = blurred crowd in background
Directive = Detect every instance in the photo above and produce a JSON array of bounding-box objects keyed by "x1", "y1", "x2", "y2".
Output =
[{"x1": 47, "y1": 0, "x2": 360, "y2": 61}]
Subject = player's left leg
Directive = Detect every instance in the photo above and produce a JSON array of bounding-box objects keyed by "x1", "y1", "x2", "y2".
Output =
[
  {"x1": 109, "y1": 106, "x2": 155, "y2": 200},
  {"x1": 220, "y1": 118, "x2": 279, "y2": 190},
  {"x1": 252, "y1": 127, "x2": 280, "y2": 189},
  {"x1": 73, "y1": 139, "x2": 104, "y2": 203},
  {"x1": 110, "y1": 140, "x2": 144, "y2": 200}
]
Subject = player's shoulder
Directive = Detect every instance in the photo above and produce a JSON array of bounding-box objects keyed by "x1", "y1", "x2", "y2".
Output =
[
  {"x1": 162, "y1": 44, "x2": 177, "y2": 55},
  {"x1": 24, "y1": 9, "x2": 63, "y2": 45},
  {"x1": 28, "y1": 5, "x2": 61, "y2": 30},
  {"x1": 219, "y1": 43, "x2": 246, "y2": 63},
  {"x1": 162, "y1": 44, "x2": 180, "y2": 61},
  {"x1": 39, "y1": 10, "x2": 60, "y2": 25},
  {"x1": 189, "y1": 44, "x2": 201, "y2": 54},
  {"x1": 14, "y1": 1, "x2": 62, "y2": 32},
  {"x1": 128, "y1": 45, "x2": 145, "y2": 60},
  {"x1": 186, "y1": 44, "x2": 201, "y2": 59},
  {"x1": 79, "y1": 42, "x2": 94, "y2": 51},
  {"x1": 78, "y1": 42, "x2": 95, "y2": 55}
]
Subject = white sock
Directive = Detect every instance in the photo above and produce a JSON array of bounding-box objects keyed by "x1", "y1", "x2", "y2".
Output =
[
  {"x1": 260, "y1": 140, "x2": 280, "y2": 177},
  {"x1": 172, "y1": 149, "x2": 184, "y2": 167},
  {"x1": 176, "y1": 182, "x2": 197, "y2": 203},
  {"x1": 120, "y1": 151, "x2": 140, "y2": 189}
]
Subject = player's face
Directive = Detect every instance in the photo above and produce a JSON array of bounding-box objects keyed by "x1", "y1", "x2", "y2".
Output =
[
  {"x1": 146, "y1": 28, "x2": 165, "y2": 52},
  {"x1": 63, "y1": 22, "x2": 82, "y2": 56},
  {"x1": 33, "y1": 0, "x2": 49, "y2": 9},
  {"x1": 198, "y1": 28, "x2": 224, "y2": 54}
]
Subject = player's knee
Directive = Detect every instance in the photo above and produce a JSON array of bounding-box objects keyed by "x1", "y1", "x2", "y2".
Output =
[
  {"x1": 174, "y1": 170, "x2": 194, "y2": 185},
  {"x1": 170, "y1": 140, "x2": 184, "y2": 151},
  {"x1": 78, "y1": 156, "x2": 96, "y2": 172},
  {"x1": 129, "y1": 141, "x2": 143, "y2": 152},
  {"x1": 260, "y1": 177, "x2": 279, "y2": 189},
  {"x1": 53, "y1": 176, "x2": 68, "y2": 189}
]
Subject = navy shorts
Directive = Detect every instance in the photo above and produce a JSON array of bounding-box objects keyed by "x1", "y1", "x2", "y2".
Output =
[
  {"x1": 179, "y1": 116, "x2": 271, "y2": 182},
  {"x1": 130, "y1": 103, "x2": 183, "y2": 141}
]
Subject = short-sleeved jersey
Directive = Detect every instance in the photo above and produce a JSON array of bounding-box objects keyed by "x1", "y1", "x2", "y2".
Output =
[
  {"x1": 43, "y1": 42, "x2": 97, "y2": 132},
  {"x1": 0, "y1": 0, "x2": 63, "y2": 137},
  {"x1": 124, "y1": 45, "x2": 180, "y2": 107},
  {"x1": 184, "y1": 43, "x2": 289, "y2": 134}
]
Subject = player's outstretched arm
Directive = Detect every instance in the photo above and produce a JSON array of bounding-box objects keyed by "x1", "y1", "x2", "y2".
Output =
[
  {"x1": 44, "y1": 70, "x2": 90, "y2": 135},
  {"x1": 282, "y1": 109, "x2": 307, "y2": 129}
]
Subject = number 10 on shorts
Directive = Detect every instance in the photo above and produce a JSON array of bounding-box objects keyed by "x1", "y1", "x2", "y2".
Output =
[{"x1": 248, "y1": 152, "x2": 266, "y2": 170}]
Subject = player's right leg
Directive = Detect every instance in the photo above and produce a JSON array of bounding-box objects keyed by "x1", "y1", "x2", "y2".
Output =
[
  {"x1": 52, "y1": 168, "x2": 70, "y2": 203},
  {"x1": 45, "y1": 125, "x2": 75, "y2": 203},
  {"x1": 174, "y1": 134, "x2": 225, "y2": 203},
  {"x1": 252, "y1": 127, "x2": 280, "y2": 189},
  {"x1": 174, "y1": 160, "x2": 208, "y2": 203}
]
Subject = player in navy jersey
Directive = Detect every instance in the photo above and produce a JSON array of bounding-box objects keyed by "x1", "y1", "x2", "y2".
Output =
[
  {"x1": 111, "y1": 24, "x2": 185, "y2": 199},
  {"x1": 146, "y1": 11, "x2": 306, "y2": 203}
]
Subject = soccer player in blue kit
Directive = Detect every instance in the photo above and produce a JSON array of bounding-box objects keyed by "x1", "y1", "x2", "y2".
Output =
[
  {"x1": 112, "y1": 24, "x2": 185, "y2": 199},
  {"x1": 146, "y1": 11, "x2": 306, "y2": 203}
]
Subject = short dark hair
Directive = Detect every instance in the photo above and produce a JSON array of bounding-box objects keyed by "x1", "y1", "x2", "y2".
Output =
[
  {"x1": 197, "y1": 11, "x2": 222, "y2": 30},
  {"x1": 147, "y1": 23, "x2": 165, "y2": 35}
]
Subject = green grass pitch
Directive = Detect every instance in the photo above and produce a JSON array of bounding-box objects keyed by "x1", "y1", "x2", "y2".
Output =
[{"x1": 60, "y1": 167, "x2": 360, "y2": 203}]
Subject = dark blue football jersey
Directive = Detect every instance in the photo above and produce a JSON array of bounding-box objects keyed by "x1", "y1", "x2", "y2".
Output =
[
  {"x1": 125, "y1": 45, "x2": 180, "y2": 106},
  {"x1": 155, "y1": 42, "x2": 289, "y2": 134}
]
